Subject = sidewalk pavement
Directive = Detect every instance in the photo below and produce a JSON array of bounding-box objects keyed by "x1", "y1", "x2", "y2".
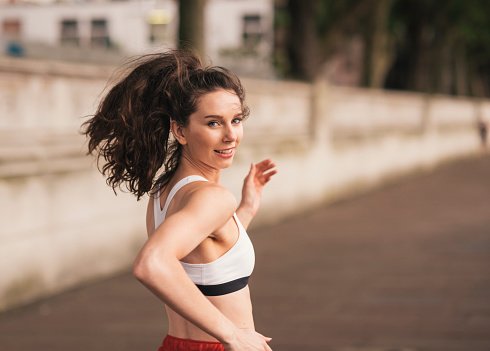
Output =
[{"x1": 1, "y1": 155, "x2": 489, "y2": 351}]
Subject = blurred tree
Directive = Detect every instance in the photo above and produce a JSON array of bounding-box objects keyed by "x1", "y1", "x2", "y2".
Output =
[
  {"x1": 178, "y1": 0, "x2": 207, "y2": 57},
  {"x1": 285, "y1": 0, "x2": 319, "y2": 80},
  {"x1": 280, "y1": 0, "x2": 387, "y2": 83},
  {"x1": 386, "y1": 0, "x2": 490, "y2": 96},
  {"x1": 362, "y1": 0, "x2": 394, "y2": 88},
  {"x1": 462, "y1": 1, "x2": 490, "y2": 96},
  {"x1": 276, "y1": 0, "x2": 490, "y2": 96}
]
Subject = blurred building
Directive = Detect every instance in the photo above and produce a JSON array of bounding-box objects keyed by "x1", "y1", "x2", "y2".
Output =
[{"x1": 0, "y1": 0, "x2": 273, "y2": 76}]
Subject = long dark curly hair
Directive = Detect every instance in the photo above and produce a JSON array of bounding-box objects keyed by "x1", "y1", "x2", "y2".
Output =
[{"x1": 81, "y1": 49, "x2": 249, "y2": 200}]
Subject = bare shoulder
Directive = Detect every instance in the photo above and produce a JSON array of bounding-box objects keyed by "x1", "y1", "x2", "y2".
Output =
[
  {"x1": 182, "y1": 182, "x2": 237, "y2": 214},
  {"x1": 156, "y1": 182, "x2": 237, "y2": 248}
]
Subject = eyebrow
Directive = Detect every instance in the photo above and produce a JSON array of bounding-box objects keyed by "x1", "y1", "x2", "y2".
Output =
[{"x1": 204, "y1": 113, "x2": 243, "y2": 119}]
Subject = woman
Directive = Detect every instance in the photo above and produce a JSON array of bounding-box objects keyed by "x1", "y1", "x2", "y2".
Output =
[{"x1": 82, "y1": 50, "x2": 277, "y2": 351}]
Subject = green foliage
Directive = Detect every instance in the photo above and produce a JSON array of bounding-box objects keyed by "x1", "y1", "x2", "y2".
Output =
[
  {"x1": 315, "y1": 0, "x2": 363, "y2": 36},
  {"x1": 276, "y1": 0, "x2": 490, "y2": 96},
  {"x1": 386, "y1": 0, "x2": 490, "y2": 94}
]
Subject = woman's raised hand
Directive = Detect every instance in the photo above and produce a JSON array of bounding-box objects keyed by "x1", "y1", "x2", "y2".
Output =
[
  {"x1": 240, "y1": 159, "x2": 277, "y2": 217},
  {"x1": 223, "y1": 328, "x2": 273, "y2": 351}
]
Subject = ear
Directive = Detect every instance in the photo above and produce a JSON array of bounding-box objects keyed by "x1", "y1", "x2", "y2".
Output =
[{"x1": 170, "y1": 120, "x2": 187, "y2": 145}]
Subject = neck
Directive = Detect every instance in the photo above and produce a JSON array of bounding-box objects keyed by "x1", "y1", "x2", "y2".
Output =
[{"x1": 173, "y1": 153, "x2": 221, "y2": 183}]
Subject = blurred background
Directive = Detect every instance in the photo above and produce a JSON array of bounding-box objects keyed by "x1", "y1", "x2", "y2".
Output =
[
  {"x1": 2, "y1": 0, "x2": 490, "y2": 93},
  {"x1": 0, "y1": 0, "x2": 489, "y2": 350}
]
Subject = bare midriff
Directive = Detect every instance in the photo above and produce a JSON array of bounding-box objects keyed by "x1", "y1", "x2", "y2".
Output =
[{"x1": 165, "y1": 285, "x2": 254, "y2": 341}]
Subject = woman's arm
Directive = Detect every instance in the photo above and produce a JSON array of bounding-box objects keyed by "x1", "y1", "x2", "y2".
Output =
[
  {"x1": 133, "y1": 184, "x2": 272, "y2": 350},
  {"x1": 236, "y1": 159, "x2": 277, "y2": 229}
]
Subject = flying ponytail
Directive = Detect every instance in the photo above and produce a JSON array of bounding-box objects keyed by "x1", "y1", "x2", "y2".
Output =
[{"x1": 81, "y1": 49, "x2": 249, "y2": 200}]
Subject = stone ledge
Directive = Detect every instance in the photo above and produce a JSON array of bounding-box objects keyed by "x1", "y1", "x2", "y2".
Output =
[
  {"x1": 0, "y1": 130, "x2": 93, "y2": 177},
  {"x1": 0, "y1": 55, "x2": 114, "y2": 80}
]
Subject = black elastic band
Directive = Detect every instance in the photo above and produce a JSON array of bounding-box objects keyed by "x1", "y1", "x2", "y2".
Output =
[{"x1": 196, "y1": 276, "x2": 249, "y2": 296}]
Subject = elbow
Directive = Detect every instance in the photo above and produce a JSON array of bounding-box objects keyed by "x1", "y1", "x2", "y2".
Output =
[
  {"x1": 132, "y1": 260, "x2": 146, "y2": 283},
  {"x1": 132, "y1": 252, "x2": 154, "y2": 283},
  {"x1": 132, "y1": 250, "x2": 173, "y2": 284}
]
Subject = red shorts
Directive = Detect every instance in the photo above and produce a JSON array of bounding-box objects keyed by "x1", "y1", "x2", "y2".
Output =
[{"x1": 158, "y1": 335, "x2": 225, "y2": 351}]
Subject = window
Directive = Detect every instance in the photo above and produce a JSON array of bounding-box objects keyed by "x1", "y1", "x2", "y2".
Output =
[
  {"x1": 3, "y1": 19, "x2": 23, "y2": 57},
  {"x1": 149, "y1": 23, "x2": 167, "y2": 44},
  {"x1": 242, "y1": 14, "x2": 262, "y2": 50},
  {"x1": 60, "y1": 19, "x2": 79, "y2": 46},
  {"x1": 91, "y1": 19, "x2": 110, "y2": 48},
  {"x1": 2, "y1": 19, "x2": 21, "y2": 39},
  {"x1": 148, "y1": 9, "x2": 171, "y2": 45}
]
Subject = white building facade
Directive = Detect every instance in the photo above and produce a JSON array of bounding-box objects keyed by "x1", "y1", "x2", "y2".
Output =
[{"x1": 0, "y1": 0, "x2": 274, "y2": 76}]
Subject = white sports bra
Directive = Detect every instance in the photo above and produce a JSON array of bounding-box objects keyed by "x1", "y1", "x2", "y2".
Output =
[{"x1": 154, "y1": 175, "x2": 255, "y2": 296}]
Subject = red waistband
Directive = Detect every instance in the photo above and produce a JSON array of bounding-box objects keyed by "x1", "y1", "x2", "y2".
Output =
[{"x1": 158, "y1": 334, "x2": 224, "y2": 351}]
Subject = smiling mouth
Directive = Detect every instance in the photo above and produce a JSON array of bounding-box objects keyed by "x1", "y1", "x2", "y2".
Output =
[{"x1": 214, "y1": 148, "x2": 234, "y2": 154}]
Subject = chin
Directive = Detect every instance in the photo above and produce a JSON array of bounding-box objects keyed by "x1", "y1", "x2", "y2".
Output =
[
  {"x1": 219, "y1": 160, "x2": 234, "y2": 169},
  {"x1": 211, "y1": 152, "x2": 236, "y2": 169}
]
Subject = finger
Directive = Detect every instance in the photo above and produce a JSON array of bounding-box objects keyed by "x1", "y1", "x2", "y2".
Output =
[
  {"x1": 258, "y1": 169, "x2": 277, "y2": 183},
  {"x1": 255, "y1": 159, "x2": 273, "y2": 172},
  {"x1": 263, "y1": 170, "x2": 278, "y2": 182},
  {"x1": 256, "y1": 331, "x2": 272, "y2": 341},
  {"x1": 256, "y1": 165, "x2": 276, "y2": 179},
  {"x1": 263, "y1": 159, "x2": 275, "y2": 170},
  {"x1": 261, "y1": 168, "x2": 277, "y2": 179},
  {"x1": 257, "y1": 158, "x2": 272, "y2": 165},
  {"x1": 259, "y1": 166, "x2": 275, "y2": 176},
  {"x1": 262, "y1": 161, "x2": 276, "y2": 172},
  {"x1": 262, "y1": 337, "x2": 273, "y2": 351},
  {"x1": 263, "y1": 166, "x2": 277, "y2": 175}
]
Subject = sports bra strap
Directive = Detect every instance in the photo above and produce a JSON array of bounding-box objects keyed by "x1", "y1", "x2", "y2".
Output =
[{"x1": 158, "y1": 175, "x2": 208, "y2": 219}]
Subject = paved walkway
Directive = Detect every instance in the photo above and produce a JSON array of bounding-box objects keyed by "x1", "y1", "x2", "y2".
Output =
[{"x1": 1, "y1": 155, "x2": 489, "y2": 351}]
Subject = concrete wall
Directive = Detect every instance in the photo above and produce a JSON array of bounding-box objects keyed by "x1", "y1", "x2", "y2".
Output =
[
  {"x1": 0, "y1": 56, "x2": 488, "y2": 312},
  {"x1": 0, "y1": 1, "x2": 177, "y2": 53},
  {"x1": 0, "y1": 57, "x2": 147, "y2": 312}
]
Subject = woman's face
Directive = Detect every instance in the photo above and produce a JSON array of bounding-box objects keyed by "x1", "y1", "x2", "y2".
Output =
[{"x1": 176, "y1": 89, "x2": 244, "y2": 170}]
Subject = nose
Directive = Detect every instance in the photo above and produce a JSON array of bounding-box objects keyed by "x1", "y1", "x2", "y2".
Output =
[{"x1": 223, "y1": 122, "x2": 237, "y2": 143}]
